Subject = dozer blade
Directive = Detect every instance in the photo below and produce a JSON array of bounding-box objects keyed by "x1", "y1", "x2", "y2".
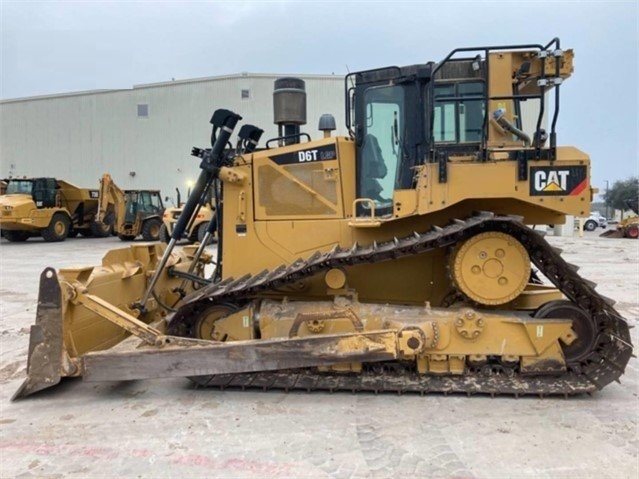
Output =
[
  {"x1": 81, "y1": 331, "x2": 399, "y2": 382},
  {"x1": 12, "y1": 268, "x2": 64, "y2": 400},
  {"x1": 12, "y1": 243, "x2": 208, "y2": 400}
]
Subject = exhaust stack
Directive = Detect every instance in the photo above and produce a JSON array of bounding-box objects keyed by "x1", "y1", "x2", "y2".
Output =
[{"x1": 273, "y1": 77, "x2": 306, "y2": 145}]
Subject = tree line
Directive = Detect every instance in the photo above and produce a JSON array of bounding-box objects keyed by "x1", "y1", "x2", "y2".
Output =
[{"x1": 604, "y1": 176, "x2": 638, "y2": 212}]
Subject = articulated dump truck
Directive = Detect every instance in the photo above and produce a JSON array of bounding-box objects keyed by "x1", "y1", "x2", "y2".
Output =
[
  {"x1": 0, "y1": 177, "x2": 110, "y2": 242},
  {"x1": 14, "y1": 38, "x2": 633, "y2": 400}
]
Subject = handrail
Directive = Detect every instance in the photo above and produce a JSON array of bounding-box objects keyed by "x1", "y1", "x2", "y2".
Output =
[{"x1": 428, "y1": 38, "x2": 562, "y2": 162}]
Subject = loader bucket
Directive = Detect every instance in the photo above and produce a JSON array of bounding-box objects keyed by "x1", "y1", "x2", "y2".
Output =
[
  {"x1": 600, "y1": 229, "x2": 623, "y2": 238},
  {"x1": 12, "y1": 243, "x2": 206, "y2": 400}
]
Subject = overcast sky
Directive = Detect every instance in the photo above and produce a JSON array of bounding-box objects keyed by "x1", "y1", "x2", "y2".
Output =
[{"x1": 1, "y1": 0, "x2": 637, "y2": 190}]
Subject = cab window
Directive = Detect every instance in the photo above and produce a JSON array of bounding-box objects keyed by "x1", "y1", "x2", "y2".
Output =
[
  {"x1": 433, "y1": 81, "x2": 485, "y2": 143},
  {"x1": 6, "y1": 180, "x2": 33, "y2": 195},
  {"x1": 358, "y1": 84, "x2": 405, "y2": 214}
]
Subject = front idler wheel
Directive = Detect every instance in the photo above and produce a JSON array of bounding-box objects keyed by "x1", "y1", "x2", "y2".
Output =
[
  {"x1": 192, "y1": 304, "x2": 240, "y2": 341},
  {"x1": 169, "y1": 303, "x2": 242, "y2": 388},
  {"x1": 534, "y1": 300, "x2": 598, "y2": 364}
]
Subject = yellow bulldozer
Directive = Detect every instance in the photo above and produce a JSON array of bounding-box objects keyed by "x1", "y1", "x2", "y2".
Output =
[
  {"x1": 0, "y1": 177, "x2": 111, "y2": 242},
  {"x1": 96, "y1": 173, "x2": 165, "y2": 241},
  {"x1": 14, "y1": 38, "x2": 633, "y2": 400}
]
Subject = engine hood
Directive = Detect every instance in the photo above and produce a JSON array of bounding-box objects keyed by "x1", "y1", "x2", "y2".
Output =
[{"x1": 0, "y1": 194, "x2": 34, "y2": 209}]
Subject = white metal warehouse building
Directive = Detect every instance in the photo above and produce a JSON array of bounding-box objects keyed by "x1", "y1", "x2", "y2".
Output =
[{"x1": 0, "y1": 74, "x2": 346, "y2": 204}]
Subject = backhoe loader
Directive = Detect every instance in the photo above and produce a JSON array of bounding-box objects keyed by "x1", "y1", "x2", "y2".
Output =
[
  {"x1": 96, "y1": 173, "x2": 165, "y2": 241},
  {"x1": 14, "y1": 38, "x2": 633, "y2": 400}
]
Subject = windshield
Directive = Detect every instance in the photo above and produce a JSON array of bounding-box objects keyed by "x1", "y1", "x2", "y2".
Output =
[
  {"x1": 358, "y1": 84, "x2": 405, "y2": 214},
  {"x1": 6, "y1": 180, "x2": 33, "y2": 195}
]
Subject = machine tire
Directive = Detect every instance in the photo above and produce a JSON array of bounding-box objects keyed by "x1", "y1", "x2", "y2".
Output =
[
  {"x1": 187, "y1": 227, "x2": 199, "y2": 243},
  {"x1": 197, "y1": 218, "x2": 217, "y2": 243},
  {"x1": 625, "y1": 225, "x2": 639, "y2": 239},
  {"x1": 91, "y1": 221, "x2": 112, "y2": 238},
  {"x1": 3, "y1": 230, "x2": 30, "y2": 242},
  {"x1": 583, "y1": 220, "x2": 597, "y2": 232},
  {"x1": 142, "y1": 218, "x2": 162, "y2": 242},
  {"x1": 197, "y1": 221, "x2": 212, "y2": 243},
  {"x1": 41, "y1": 213, "x2": 71, "y2": 242},
  {"x1": 159, "y1": 224, "x2": 171, "y2": 244}
]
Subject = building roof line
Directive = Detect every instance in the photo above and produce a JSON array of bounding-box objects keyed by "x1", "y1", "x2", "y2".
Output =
[
  {"x1": 1, "y1": 72, "x2": 344, "y2": 104},
  {"x1": 134, "y1": 72, "x2": 342, "y2": 89}
]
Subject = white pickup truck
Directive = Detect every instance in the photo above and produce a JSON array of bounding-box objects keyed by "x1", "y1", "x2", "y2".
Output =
[{"x1": 582, "y1": 212, "x2": 608, "y2": 231}]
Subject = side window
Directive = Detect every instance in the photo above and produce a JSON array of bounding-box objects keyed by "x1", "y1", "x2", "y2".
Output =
[
  {"x1": 150, "y1": 193, "x2": 162, "y2": 210},
  {"x1": 140, "y1": 191, "x2": 154, "y2": 212},
  {"x1": 434, "y1": 85, "x2": 455, "y2": 142},
  {"x1": 358, "y1": 85, "x2": 404, "y2": 212},
  {"x1": 433, "y1": 81, "x2": 485, "y2": 143},
  {"x1": 125, "y1": 192, "x2": 138, "y2": 221},
  {"x1": 458, "y1": 82, "x2": 484, "y2": 142},
  {"x1": 44, "y1": 178, "x2": 57, "y2": 207},
  {"x1": 33, "y1": 179, "x2": 56, "y2": 207}
]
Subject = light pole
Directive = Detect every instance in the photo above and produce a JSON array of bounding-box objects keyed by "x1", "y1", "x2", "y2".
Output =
[{"x1": 605, "y1": 180, "x2": 610, "y2": 219}]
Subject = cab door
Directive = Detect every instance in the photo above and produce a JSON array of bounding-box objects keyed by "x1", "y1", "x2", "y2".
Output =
[
  {"x1": 356, "y1": 83, "x2": 415, "y2": 218},
  {"x1": 33, "y1": 178, "x2": 57, "y2": 208}
]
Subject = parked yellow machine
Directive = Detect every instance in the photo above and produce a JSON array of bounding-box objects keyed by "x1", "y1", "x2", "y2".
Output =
[
  {"x1": 160, "y1": 203, "x2": 216, "y2": 244},
  {"x1": 14, "y1": 39, "x2": 632, "y2": 399},
  {"x1": 616, "y1": 217, "x2": 639, "y2": 239},
  {"x1": 600, "y1": 199, "x2": 639, "y2": 239},
  {"x1": 0, "y1": 177, "x2": 110, "y2": 242},
  {"x1": 96, "y1": 173, "x2": 165, "y2": 241}
]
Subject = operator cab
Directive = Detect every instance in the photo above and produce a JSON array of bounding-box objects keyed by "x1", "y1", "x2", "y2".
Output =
[
  {"x1": 349, "y1": 62, "x2": 488, "y2": 218},
  {"x1": 123, "y1": 190, "x2": 164, "y2": 223},
  {"x1": 6, "y1": 177, "x2": 57, "y2": 208},
  {"x1": 348, "y1": 39, "x2": 569, "y2": 219}
]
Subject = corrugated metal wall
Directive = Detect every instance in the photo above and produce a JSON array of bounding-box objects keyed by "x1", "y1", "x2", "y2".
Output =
[{"x1": 0, "y1": 74, "x2": 346, "y2": 204}]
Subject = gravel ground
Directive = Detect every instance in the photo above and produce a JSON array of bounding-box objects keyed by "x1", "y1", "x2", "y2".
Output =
[{"x1": 0, "y1": 229, "x2": 637, "y2": 479}]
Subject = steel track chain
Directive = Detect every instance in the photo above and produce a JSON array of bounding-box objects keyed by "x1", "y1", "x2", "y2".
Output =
[{"x1": 167, "y1": 213, "x2": 633, "y2": 396}]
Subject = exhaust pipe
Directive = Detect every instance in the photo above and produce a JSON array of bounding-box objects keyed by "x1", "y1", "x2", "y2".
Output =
[{"x1": 273, "y1": 77, "x2": 306, "y2": 145}]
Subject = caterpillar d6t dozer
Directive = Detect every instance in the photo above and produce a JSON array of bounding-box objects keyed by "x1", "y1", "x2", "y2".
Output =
[{"x1": 14, "y1": 38, "x2": 633, "y2": 400}]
